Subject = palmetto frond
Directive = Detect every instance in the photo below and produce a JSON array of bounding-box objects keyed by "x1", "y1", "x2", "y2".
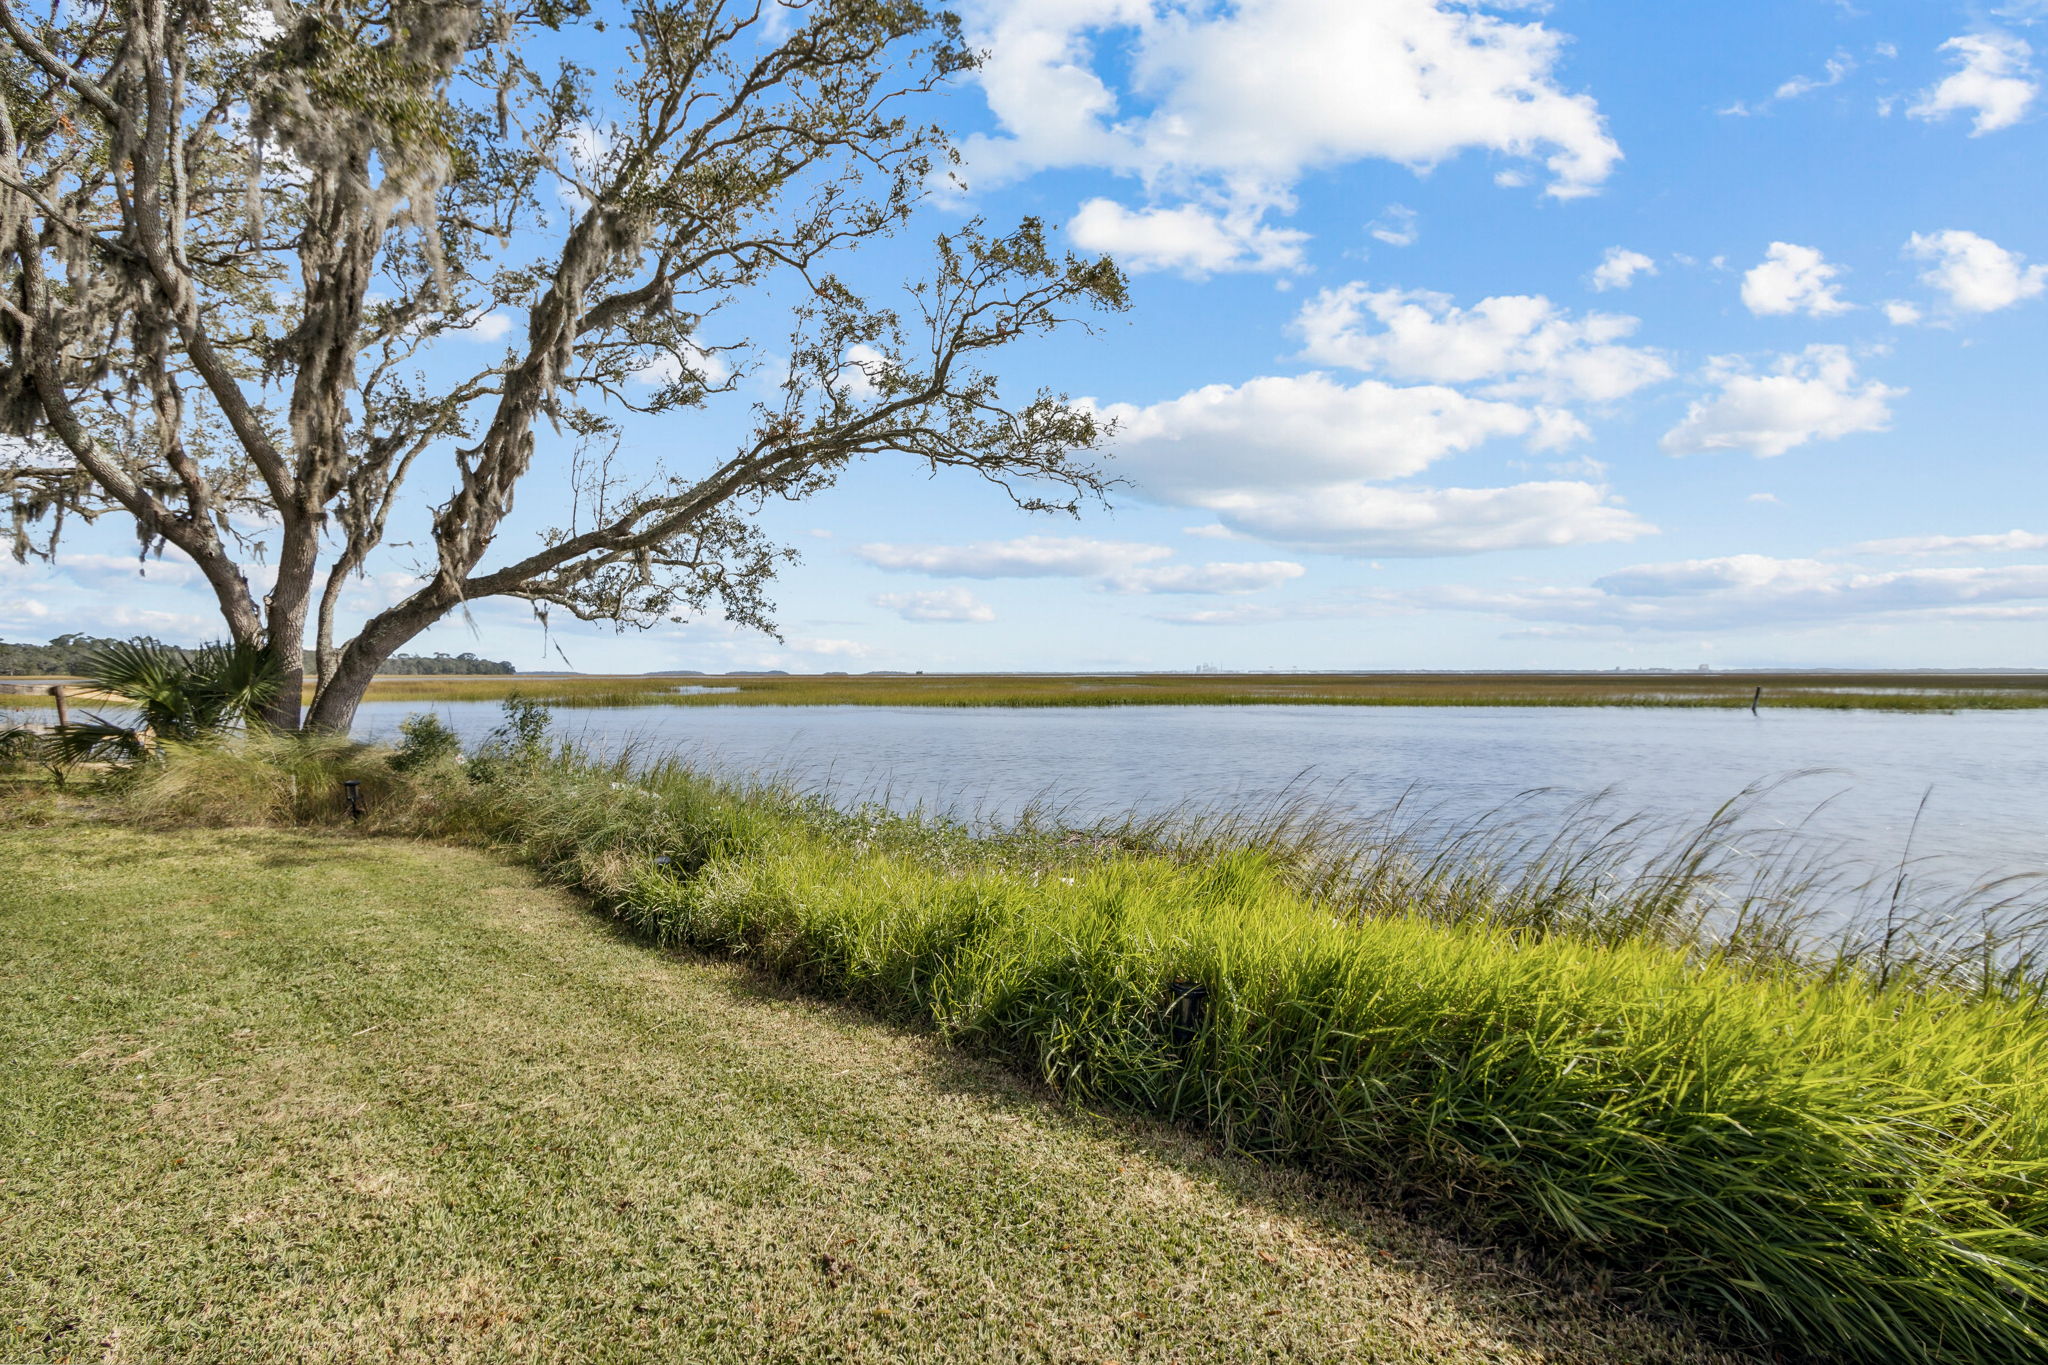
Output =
[
  {"x1": 56, "y1": 640, "x2": 285, "y2": 763},
  {"x1": 0, "y1": 724, "x2": 43, "y2": 763},
  {"x1": 187, "y1": 642, "x2": 283, "y2": 731},
  {"x1": 43, "y1": 715, "x2": 152, "y2": 768},
  {"x1": 82, "y1": 640, "x2": 207, "y2": 738}
]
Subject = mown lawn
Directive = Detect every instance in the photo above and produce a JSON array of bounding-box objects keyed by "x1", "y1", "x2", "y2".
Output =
[{"x1": 0, "y1": 814, "x2": 1744, "y2": 1364}]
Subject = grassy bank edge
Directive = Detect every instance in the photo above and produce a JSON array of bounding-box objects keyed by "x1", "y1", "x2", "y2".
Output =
[
  {"x1": 32, "y1": 736, "x2": 2048, "y2": 1365},
  {"x1": 6, "y1": 815, "x2": 1766, "y2": 1365}
]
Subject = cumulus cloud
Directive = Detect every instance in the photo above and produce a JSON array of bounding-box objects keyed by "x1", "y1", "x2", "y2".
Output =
[
  {"x1": 960, "y1": 0, "x2": 1620, "y2": 268},
  {"x1": 632, "y1": 337, "x2": 732, "y2": 388},
  {"x1": 1851, "y1": 529, "x2": 2048, "y2": 556},
  {"x1": 1909, "y1": 33, "x2": 2038, "y2": 135},
  {"x1": 1295, "y1": 284, "x2": 1671, "y2": 404},
  {"x1": 1741, "y1": 242, "x2": 1853, "y2": 317},
  {"x1": 1068, "y1": 198, "x2": 1308, "y2": 275},
  {"x1": 1882, "y1": 300, "x2": 1924, "y2": 326},
  {"x1": 1093, "y1": 372, "x2": 1544, "y2": 501},
  {"x1": 1661, "y1": 346, "x2": 1900, "y2": 458},
  {"x1": 1906, "y1": 229, "x2": 2047, "y2": 313},
  {"x1": 455, "y1": 313, "x2": 515, "y2": 343},
  {"x1": 1589, "y1": 247, "x2": 1657, "y2": 292},
  {"x1": 1085, "y1": 359, "x2": 1654, "y2": 558},
  {"x1": 874, "y1": 588, "x2": 997, "y2": 623},
  {"x1": 1190, "y1": 481, "x2": 1654, "y2": 558},
  {"x1": 856, "y1": 536, "x2": 1172, "y2": 579}
]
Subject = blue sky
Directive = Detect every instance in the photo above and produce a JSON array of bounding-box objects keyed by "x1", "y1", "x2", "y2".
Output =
[{"x1": 7, "y1": 0, "x2": 2048, "y2": 673}]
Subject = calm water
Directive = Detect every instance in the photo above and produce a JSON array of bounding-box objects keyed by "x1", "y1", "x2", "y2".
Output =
[{"x1": 353, "y1": 701, "x2": 2048, "y2": 890}]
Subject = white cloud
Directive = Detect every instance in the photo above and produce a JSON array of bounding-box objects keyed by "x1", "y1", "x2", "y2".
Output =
[
  {"x1": 57, "y1": 551, "x2": 202, "y2": 589},
  {"x1": 1086, "y1": 362, "x2": 1653, "y2": 559},
  {"x1": 0, "y1": 596, "x2": 53, "y2": 626},
  {"x1": 1068, "y1": 198, "x2": 1308, "y2": 275},
  {"x1": 1589, "y1": 247, "x2": 1657, "y2": 292},
  {"x1": 103, "y1": 605, "x2": 212, "y2": 636},
  {"x1": 837, "y1": 343, "x2": 895, "y2": 400},
  {"x1": 1295, "y1": 284, "x2": 1671, "y2": 404},
  {"x1": 1094, "y1": 372, "x2": 1543, "y2": 501},
  {"x1": 1720, "y1": 52, "x2": 1856, "y2": 118},
  {"x1": 1740, "y1": 242, "x2": 1853, "y2": 317},
  {"x1": 1662, "y1": 346, "x2": 1900, "y2": 458},
  {"x1": 1190, "y1": 481, "x2": 1654, "y2": 558},
  {"x1": 1882, "y1": 300, "x2": 1923, "y2": 326},
  {"x1": 1909, "y1": 33, "x2": 2038, "y2": 135},
  {"x1": 455, "y1": 313, "x2": 515, "y2": 343},
  {"x1": 784, "y1": 636, "x2": 879, "y2": 659},
  {"x1": 1851, "y1": 529, "x2": 2048, "y2": 556},
  {"x1": 1905, "y1": 229, "x2": 2047, "y2": 313},
  {"x1": 959, "y1": 0, "x2": 1620, "y2": 269},
  {"x1": 339, "y1": 570, "x2": 427, "y2": 614},
  {"x1": 857, "y1": 535, "x2": 1303, "y2": 596},
  {"x1": 1109, "y1": 561, "x2": 1306, "y2": 594},
  {"x1": 1775, "y1": 54, "x2": 1856, "y2": 102},
  {"x1": 1391, "y1": 555, "x2": 2048, "y2": 632},
  {"x1": 874, "y1": 588, "x2": 998, "y2": 623},
  {"x1": 1595, "y1": 555, "x2": 1839, "y2": 597},
  {"x1": 856, "y1": 536, "x2": 1173, "y2": 579},
  {"x1": 1367, "y1": 204, "x2": 1419, "y2": 247},
  {"x1": 632, "y1": 337, "x2": 732, "y2": 388}
]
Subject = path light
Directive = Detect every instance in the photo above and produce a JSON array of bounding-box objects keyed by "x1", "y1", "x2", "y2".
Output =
[
  {"x1": 1165, "y1": 980, "x2": 1209, "y2": 1049},
  {"x1": 342, "y1": 780, "x2": 365, "y2": 822}
]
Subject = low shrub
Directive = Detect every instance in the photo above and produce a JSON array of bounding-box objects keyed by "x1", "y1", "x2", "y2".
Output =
[{"x1": 387, "y1": 712, "x2": 465, "y2": 773}]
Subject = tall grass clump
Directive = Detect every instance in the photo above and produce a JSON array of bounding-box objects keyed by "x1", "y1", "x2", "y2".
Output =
[{"x1": 100, "y1": 730, "x2": 2048, "y2": 1364}]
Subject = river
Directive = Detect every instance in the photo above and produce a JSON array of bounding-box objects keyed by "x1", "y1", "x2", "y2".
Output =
[{"x1": 352, "y1": 701, "x2": 2048, "y2": 897}]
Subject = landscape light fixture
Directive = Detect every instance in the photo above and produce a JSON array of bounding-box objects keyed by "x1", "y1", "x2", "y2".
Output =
[{"x1": 343, "y1": 780, "x2": 365, "y2": 822}]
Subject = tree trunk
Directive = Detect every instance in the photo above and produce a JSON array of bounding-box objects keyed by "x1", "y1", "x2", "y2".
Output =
[{"x1": 301, "y1": 595, "x2": 450, "y2": 733}]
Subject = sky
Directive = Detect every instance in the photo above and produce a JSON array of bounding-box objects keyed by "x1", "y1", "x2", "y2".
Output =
[{"x1": 6, "y1": 0, "x2": 2048, "y2": 674}]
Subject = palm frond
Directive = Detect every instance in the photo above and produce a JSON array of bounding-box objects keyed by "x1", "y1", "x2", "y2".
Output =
[
  {"x1": 77, "y1": 639, "x2": 281, "y2": 741},
  {"x1": 45, "y1": 715, "x2": 150, "y2": 767},
  {"x1": 0, "y1": 724, "x2": 44, "y2": 764},
  {"x1": 190, "y1": 641, "x2": 283, "y2": 731}
]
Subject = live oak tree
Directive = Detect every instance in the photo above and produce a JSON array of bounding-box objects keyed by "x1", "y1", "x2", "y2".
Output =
[{"x1": 0, "y1": 0, "x2": 1126, "y2": 730}]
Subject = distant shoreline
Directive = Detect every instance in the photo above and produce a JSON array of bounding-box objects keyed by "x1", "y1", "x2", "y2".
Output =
[{"x1": 11, "y1": 669, "x2": 2047, "y2": 714}]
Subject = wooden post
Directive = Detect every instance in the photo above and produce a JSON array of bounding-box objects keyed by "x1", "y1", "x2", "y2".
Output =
[
  {"x1": 1751, "y1": 686, "x2": 1762, "y2": 716},
  {"x1": 48, "y1": 684, "x2": 68, "y2": 727}
]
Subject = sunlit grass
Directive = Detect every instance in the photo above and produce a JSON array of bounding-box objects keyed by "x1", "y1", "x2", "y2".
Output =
[
  {"x1": 354, "y1": 670, "x2": 2048, "y2": 712},
  {"x1": 11, "y1": 670, "x2": 2045, "y2": 714},
  {"x1": 9, "y1": 817, "x2": 1754, "y2": 1364},
  {"x1": 78, "y1": 729, "x2": 2048, "y2": 1364}
]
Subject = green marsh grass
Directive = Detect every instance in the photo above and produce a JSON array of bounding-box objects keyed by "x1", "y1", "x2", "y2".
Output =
[
  {"x1": 104, "y1": 733, "x2": 2048, "y2": 1364},
  {"x1": 12, "y1": 669, "x2": 2047, "y2": 712}
]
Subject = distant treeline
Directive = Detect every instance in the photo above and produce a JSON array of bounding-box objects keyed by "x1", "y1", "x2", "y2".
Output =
[{"x1": 1, "y1": 634, "x2": 514, "y2": 677}]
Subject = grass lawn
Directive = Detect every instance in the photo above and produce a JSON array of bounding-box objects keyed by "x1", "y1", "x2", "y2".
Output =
[{"x1": 0, "y1": 813, "x2": 1745, "y2": 1364}]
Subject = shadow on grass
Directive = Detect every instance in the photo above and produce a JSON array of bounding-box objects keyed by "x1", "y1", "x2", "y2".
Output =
[{"x1": 667, "y1": 939, "x2": 1762, "y2": 1365}]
